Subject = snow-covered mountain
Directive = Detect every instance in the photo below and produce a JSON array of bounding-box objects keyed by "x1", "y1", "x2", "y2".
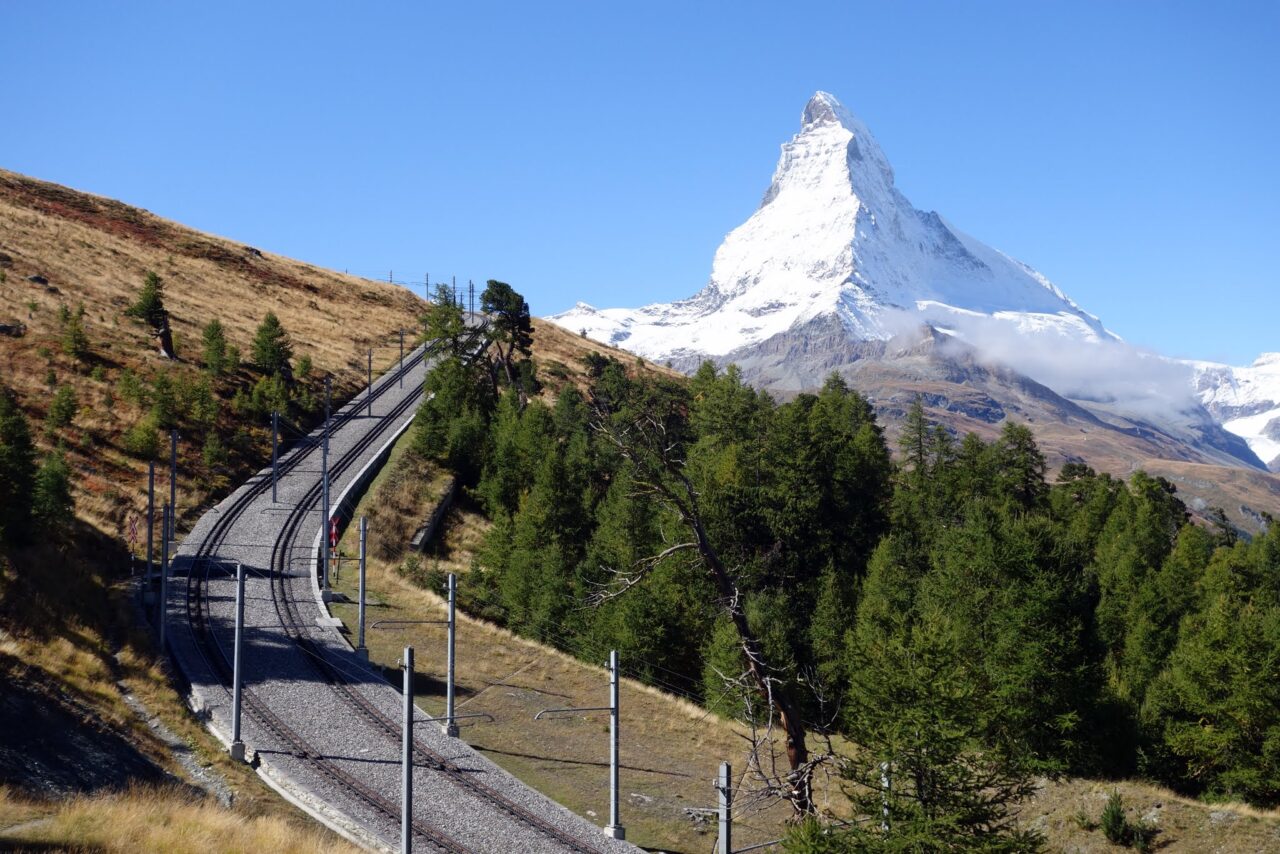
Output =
[
  {"x1": 550, "y1": 91, "x2": 1271, "y2": 487},
  {"x1": 553, "y1": 91, "x2": 1115, "y2": 364},
  {"x1": 1193, "y1": 354, "x2": 1280, "y2": 470}
]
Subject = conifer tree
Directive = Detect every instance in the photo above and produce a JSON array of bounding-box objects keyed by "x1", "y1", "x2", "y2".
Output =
[
  {"x1": 59, "y1": 302, "x2": 90, "y2": 361},
  {"x1": 990, "y1": 421, "x2": 1047, "y2": 510},
  {"x1": 201, "y1": 318, "x2": 229, "y2": 376},
  {"x1": 45, "y1": 385, "x2": 78, "y2": 434},
  {"x1": 422, "y1": 284, "x2": 469, "y2": 358},
  {"x1": 841, "y1": 587, "x2": 1043, "y2": 852},
  {"x1": 251, "y1": 312, "x2": 294, "y2": 381},
  {"x1": 126, "y1": 271, "x2": 175, "y2": 358},
  {"x1": 0, "y1": 388, "x2": 36, "y2": 545},
  {"x1": 32, "y1": 451, "x2": 74, "y2": 531},
  {"x1": 480, "y1": 279, "x2": 534, "y2": 393},
  {"x1": 1143, "y1": 526, "x2": 1280, "y2": 805}
]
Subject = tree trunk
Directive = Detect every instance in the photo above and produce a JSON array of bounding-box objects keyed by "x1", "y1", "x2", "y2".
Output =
[
  {"x1": 686, "y1": 511, "x2": 814, "y2": 815},
  {"x1": 155, "y1": 317, "x2": 176, "y2": 360}
]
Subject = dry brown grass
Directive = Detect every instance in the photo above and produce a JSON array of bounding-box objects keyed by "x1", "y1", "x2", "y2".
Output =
[
  {"x1": 0, "y1": 167, "x2": 424, "y2": 544},
  {"x1": 0, "y1": 785, "x2": 360, "y2": 854},
  {"x1": 1018, "y1": 776, "x2": 1280, "y2": 852}
]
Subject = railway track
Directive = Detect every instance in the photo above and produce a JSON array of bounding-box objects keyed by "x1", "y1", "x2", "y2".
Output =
[
  {"x1": 263, "y1": 414, "x2": 605, "y2": 854},
  {"x1": 177, "y1": 341, "x2": 609, "y2": 853},
  {"x1": 182, "y1": 348, "x2": 468, "y2": 852}
]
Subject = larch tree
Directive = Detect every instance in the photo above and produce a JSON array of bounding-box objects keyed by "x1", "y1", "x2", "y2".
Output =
[{"x1": 126, "y1": 271, "x2": 176, "y2": 359}]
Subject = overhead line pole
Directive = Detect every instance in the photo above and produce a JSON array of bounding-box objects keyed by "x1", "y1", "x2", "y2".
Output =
[
  {"x1": 442, "y1": 573, "x2": 458, "y2": 737},
  {"x1": 230, "y1": 562, "x2": 246, "y2": 761},
  {"x1": 402, "y1": 645, "x2": 414, "y2": 854},
  {"x1": 357, "y1": 516, "x2": 368, "y2": 661},
  {"x1": 145, "y1": 460, "x2": 155, "y2": 593},
  {"x1": 158, "y1": 503, "x2": 170, "y2": 652},
  {"x1": 271, "y1": 410, "x2": 279, "y2": 503},
  {"x1": 399, "y1": 329, "x2": 405, "y2": 388},
  {"x1": 606, "y1": 649, "x2": 623, "y2": 840},
  {"x1": 717, "y1": 762, "x2": 732, "y2": 854},
  {"x1": 321, "y1": 376, "x2": 331, "y2": 595},
  {"x1": 367, "y1": 349, "x2": 373, "y2": 417},
  {"x1": 533, "y1": 650, "x2": 624, "y2": 840},
  {"x1": 169, "y1": 430, "x2": 178, "y2": 541}
]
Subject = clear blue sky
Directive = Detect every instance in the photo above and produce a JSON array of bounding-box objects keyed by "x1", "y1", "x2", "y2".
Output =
[{"x1": 3, "y1": 1, "x2": 1276, "y2": 364}]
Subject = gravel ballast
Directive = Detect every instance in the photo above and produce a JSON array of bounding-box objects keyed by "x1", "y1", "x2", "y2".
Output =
[{"x1": 166, "y1": 347, "x2": 638, "y2": 853}]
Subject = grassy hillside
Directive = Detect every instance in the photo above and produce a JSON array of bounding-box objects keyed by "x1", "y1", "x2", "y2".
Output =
[
  {"x1": 0, "y1": 167, "x2": 422, "y2": 540},
  {"x1": 0, "y1": 168, "x2": 418, "y2": 845}
]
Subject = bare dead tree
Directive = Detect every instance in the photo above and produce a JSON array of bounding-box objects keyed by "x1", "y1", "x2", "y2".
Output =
[{"x1": 589, "y1": 389, "x2": 823, "y2": 817}]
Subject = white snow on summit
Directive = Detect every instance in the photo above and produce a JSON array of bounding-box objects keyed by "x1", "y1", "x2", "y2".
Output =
[
  {"x1": 1192, "y1": 353, "x2": 1280, "y2": 467},
  {"x1": 552, "y1": 91, "x2": 1115, "y2": 362}
]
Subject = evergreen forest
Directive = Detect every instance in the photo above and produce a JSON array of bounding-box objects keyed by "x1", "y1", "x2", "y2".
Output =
[{"x1": 414, "y1": 286, "x2": 1280, "y2": 849}]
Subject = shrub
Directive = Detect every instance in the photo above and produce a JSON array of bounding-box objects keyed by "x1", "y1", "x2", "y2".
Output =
[
  {"x1": 45, "y1": 385, "x2": 78, "y2": 433},
  {"x1": 201, "y1": 318, "x2": 228, "y2": 376},
  {"x1": 201, "y1": 433, "x2": 228, "y2": 469},
  {"x1": 250, "y1": 374, "x2": 289, "y2": 417},
  {"x1": 123, "y1": 415, "x2": 161, "y2": 459},
  {"x1": 1101, "y1": 791, "x2": 1126, "y2": 844},
  {"x1": 117, "y1": 369, "x2": 148, "y2": 408},
  {"x1": 230, "y1": 388, "x2": 251, "y2": 417}
]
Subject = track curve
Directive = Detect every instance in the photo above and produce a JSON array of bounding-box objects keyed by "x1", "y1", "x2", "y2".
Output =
[{"x1": 166, "y1": 343, "x2": 635, "y2": 853}]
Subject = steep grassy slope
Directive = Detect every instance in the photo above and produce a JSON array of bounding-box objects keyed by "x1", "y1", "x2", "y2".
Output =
[
  {"x1": 0, "y1": 167, "x2": 422, "y2": 540},
  {"x1": 0, "y1": 168, "x2": 418, "y2": 844}
]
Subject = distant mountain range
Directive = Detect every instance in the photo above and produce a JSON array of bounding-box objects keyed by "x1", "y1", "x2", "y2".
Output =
[
  {"x1": 552, "y1": 92, "x2": 1279, "y2": 524},
  {"x1": 1193, "y1": 354, "x2": 1280, "y2": 471}
]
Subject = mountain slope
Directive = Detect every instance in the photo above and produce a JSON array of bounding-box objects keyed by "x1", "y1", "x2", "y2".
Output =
[
  {"x1": 0, "y1": 167, "x2": 420, "y2": 841},
  {"x1": 554, "y1": 91, "x2": 1112, "y2": 363},
  {"x1": 1192, "y1": 353, "x2": 1280, "y2": 470},
  {"x1": 549, "y1": 93, "x2": 1277, "y2": 530},
  {"x1": 0, "y1": 166, "x2": 422, "y2": 538}
]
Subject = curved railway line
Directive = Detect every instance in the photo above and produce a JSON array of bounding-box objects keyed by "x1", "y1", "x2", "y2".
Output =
[{"x1": 171, "y1": 343, "x2": 618, "y2": 853}]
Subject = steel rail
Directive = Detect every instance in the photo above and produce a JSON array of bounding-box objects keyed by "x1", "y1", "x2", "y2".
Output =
[
  {"x1": 263, "y1": 362, "x2": 607, "y2": 853},
  {"x1": 180, "y1": 349, "x2": 469, "y2": 852}
]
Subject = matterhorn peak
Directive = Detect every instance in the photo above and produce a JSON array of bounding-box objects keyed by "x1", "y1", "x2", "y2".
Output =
[
  {"x1": 552, "y1": 91, "x2": 1111, "y2": 367},
  {"x1": 801, "y1": 91, "x2": 849, "y2": 127}
]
